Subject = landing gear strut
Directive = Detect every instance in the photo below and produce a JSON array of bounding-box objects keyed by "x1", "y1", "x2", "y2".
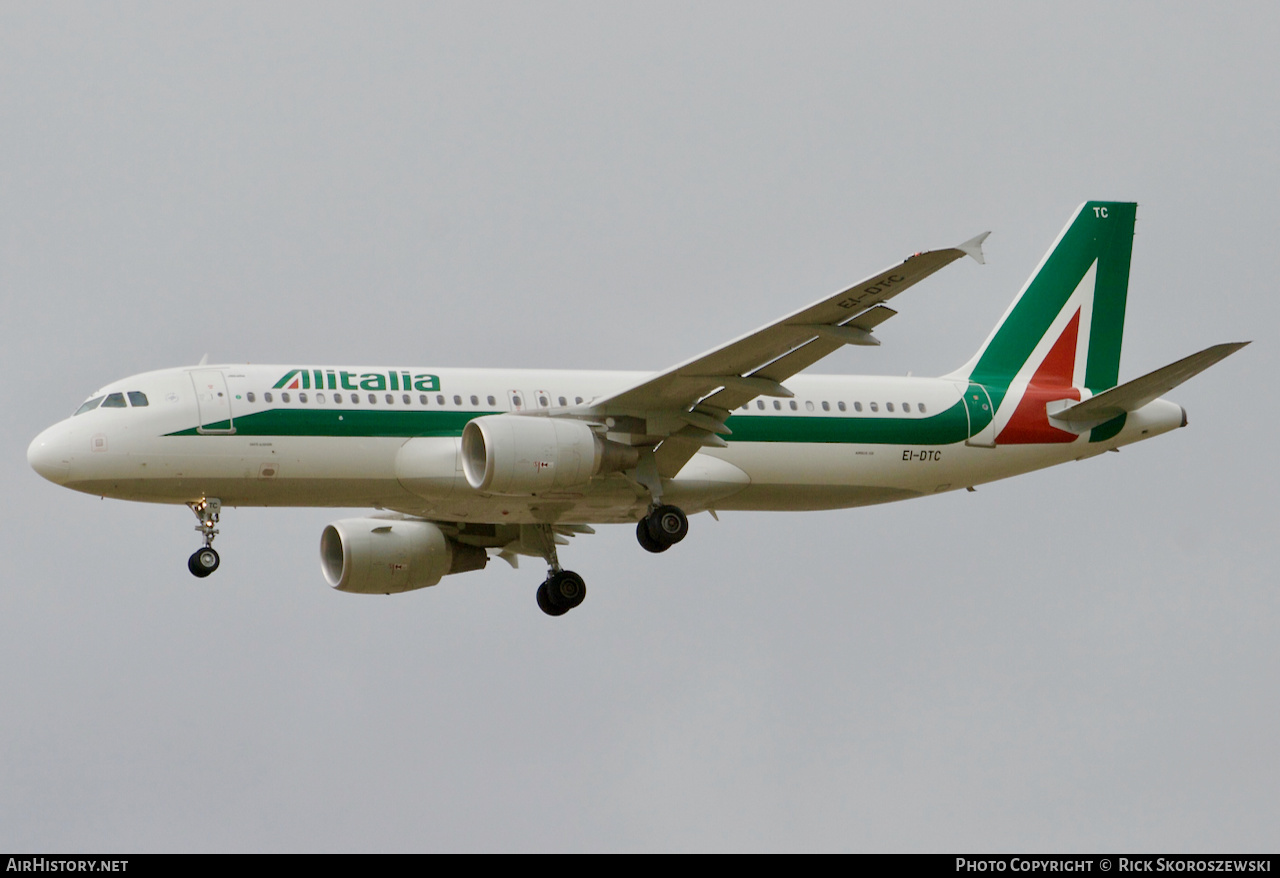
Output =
[
  {"x1": 187, "y1": 498, "x2": 222, "y2": 578},
  {"x1": 631, "y1": 448, "x2": 689, "y2": 554},
  {"x1": 636, "y1": 504, "x2": 689, "y2": 553},
  {"x1": 529, "y1": 524, "x2": 587, "y2": 617}
]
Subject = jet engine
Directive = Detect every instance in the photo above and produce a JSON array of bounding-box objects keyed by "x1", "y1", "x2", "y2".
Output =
[
  {"x1": 461, "y1": 415, "x2": 638, "y2": 495},
  {"x1": 320, "y1": 518, "x2": 488, "y2": 595}
]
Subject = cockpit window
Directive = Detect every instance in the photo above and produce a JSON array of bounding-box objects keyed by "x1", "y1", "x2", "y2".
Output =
[
  {"x1": 101, "y1": 393, "x2": 126, "y2": 408},
  {"x1": 127, "y1": 391, "x2": 149, "y2": 407},
  {"x1": 74, "y1": 396, "x2": 105, "y2": 416}
]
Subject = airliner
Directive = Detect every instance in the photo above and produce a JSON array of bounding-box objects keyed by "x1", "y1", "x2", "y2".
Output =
[{"x1": 28, "y1": 202, "x2": 1247, "y2": 616}]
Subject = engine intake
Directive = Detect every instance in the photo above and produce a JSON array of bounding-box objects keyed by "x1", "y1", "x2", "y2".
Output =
[
  {"x1": 320, "y1": 518, "x2": 488, "y2": 595},
  {"x1": 461, "y1": 415, "x2": 638, "y2": 495}
]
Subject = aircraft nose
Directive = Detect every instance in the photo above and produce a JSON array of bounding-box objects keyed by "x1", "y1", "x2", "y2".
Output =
[{"x1": 28, "y1": 424, "x2": 73, "y2": 485}]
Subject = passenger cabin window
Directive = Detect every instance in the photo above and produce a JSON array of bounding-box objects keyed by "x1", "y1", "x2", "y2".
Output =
[
  {"x1": 453, "y1": 395, "x2": 462, "y2": 406},
  {"x1": 575, "y1": 397, "x2": 583, "y2": 405},
  {"x1": 558, "y1": 396, "x2": 567, "y2": 407},
  {"x1": 837, "y1": 402, "x2": 846, "y2": 412},
  {"x1": 350, "y1": 393, "x2": 359, "y2": 404},
  {"x1": 437, "y1": 394, "x2": 446, "y2": 405},
  {"x1": 368, "y1": 394, "x2": 377, "y2": 404},
  {"x1": 886, "y1": 402, "x2": 894, "y2": 412},
  {"x1": 102, "y1": 393, "x2": 126, "y2": 408},
  {"x1": 317, "y1": 393, "x2": 326, "y2": 403},
  {"x1": 386, "y1": 394, "x2": 395, "y2": 405},
  {"x1": 869, "y1": 402, "x2": 878, "y2": 412},
  {"x1": 902, "y1": 402, "x2": 910, "y2": 412},
  {"x1": 471, "y1": 395, "x2": 479, "y2": 406},
  {"x1": 805, "y1": 401, "x2": 814, "y2": 412},
  {"x1": 127, "y1": 391, "x2": 149, "y2": 407},
  {"x1": 282, "y1": 392, "x2": 291, "y2": 403},
  {"x1": 299, "y1": 392, "x2": 308, "y2": 403},
  {"x1": 74, "y1": 396, "x2": 105, "y2": 416},
  {"x1": 264, "y1": 392, "x2": 274, "y2": 403},
  {"x1": 538, "y1": 395, "x2": 549, "y2": 407},
  {"x1": 853, "y1": 402, "x2": 863, "y2": 412},
  {"x1": 919, "y1": 403, "x2": 927, "y2": 413},
  {"x1": 402, "y1": 394, "x2": 410, "y2": 405},
  {"x1": 419, "y1": 394, "x2": 429, "y2": 405},
  {"x1": 773, "y1": 400, "x2": 781, "y2": 410},
  {"x1": 757, "y1": 400, "x2": 765, "y2": 410},
  {"x1": 488, "y1": 395, "x2": 497, "y2": 406},
  {"x1": 822, "y1": 401, "x2": 830, "y2": 411},
  {"x1": 333, "y1": 394, "x2": 342, "y2": 404},
  {"x1": 246, "y1": 392, "x2": 256, "y2": 403}
]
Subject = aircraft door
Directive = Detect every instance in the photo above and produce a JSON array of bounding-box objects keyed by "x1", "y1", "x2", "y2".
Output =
[
  {"x1": 960, "y1": 382, "x2": 996, "y2": 448},
  {"x1": 190, "y1": 370, "x2": 236, "y2": 434}
]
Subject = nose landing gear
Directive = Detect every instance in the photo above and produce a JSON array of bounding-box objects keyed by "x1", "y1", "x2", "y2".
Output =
[
  {"x1": 187, "y1": 498, "x2": 222, "y2": 578},
  {"x1": 188, "y1": 546, "x2": 220, "y2": 577}
]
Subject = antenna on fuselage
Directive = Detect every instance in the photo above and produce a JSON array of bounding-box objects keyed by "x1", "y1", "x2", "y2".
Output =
[{"x1": 197, "y1": 353, "x2": 209, "y2": 366}]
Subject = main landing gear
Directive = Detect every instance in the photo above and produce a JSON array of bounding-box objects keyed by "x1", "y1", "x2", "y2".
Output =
[
  {"x1": 636, "y1": 504, "x2": 689, "y2": 554},
  {"x1": 528, "y1": 502, "x2": 688, "y2": 616},
  {"x1": 528, "y1": 523, "x2": 587, "y2": 617},
  {"x1": 537, "y1": 570, "x2": 586, "y2": 617},
  {"x1": 630, "y1": 449, "x2": 689, "y2": 554},
  {"x1": 187, "y1": 498, "x2": 222, "y2": 578}
]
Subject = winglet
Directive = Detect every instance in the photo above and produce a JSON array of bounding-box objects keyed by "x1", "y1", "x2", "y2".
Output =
[{"x1": 957, "y1": 231, "x2": 990, "y2": 264}]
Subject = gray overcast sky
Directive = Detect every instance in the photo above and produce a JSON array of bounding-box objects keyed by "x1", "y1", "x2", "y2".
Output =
[{"x1": 2, "y1": 2, "x2": 1277, "y2": 852}]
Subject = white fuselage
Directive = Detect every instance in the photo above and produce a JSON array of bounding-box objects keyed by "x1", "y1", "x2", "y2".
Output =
[{"x1": 27, "y1": 364, "x2": 1186, "y2": 526}]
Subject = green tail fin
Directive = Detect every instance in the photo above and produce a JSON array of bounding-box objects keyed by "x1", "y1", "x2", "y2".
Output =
[{"x1": 954, "y1": 201, "x2": 1137, "y2": 406}]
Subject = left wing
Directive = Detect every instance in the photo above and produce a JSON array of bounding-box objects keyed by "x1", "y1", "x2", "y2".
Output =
[{"x1": 590, "y1": 232, "x2": 989, "y2": 475}]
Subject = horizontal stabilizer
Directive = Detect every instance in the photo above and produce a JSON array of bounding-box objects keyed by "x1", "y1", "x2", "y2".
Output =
[{"x1": 1051, "y1": 342, "x2": 1250, "y2": 424}]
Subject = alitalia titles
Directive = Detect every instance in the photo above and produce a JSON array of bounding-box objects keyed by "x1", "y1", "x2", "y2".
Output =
[{"x1": 273, "y1": 369, "x2": 440, "y2": 393}]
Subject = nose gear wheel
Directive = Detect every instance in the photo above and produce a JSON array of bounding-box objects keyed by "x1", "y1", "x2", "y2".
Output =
[
  {"x1": 188, "y1": 547, "x2": 220, "y2": 577},
  {"x1": 186, "y1": 498, "x2": 223, "y2": 578}
]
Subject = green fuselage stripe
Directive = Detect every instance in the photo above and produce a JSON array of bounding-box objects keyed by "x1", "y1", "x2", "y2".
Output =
[
  {"x1": 170, "y1": 384, "x2": 1127, "y2": 447},
  {"x1": 726, "y1": 399, "x2": 970, "y2": 444},
  {"x1": 170, "y1": 408, "x2": 484, "y2": 439},
  {"x1": 169, "y1": 399, "x2": 978, "y2": 445}
]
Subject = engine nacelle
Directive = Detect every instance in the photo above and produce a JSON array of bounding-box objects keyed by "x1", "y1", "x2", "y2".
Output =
[
  {"x1": 461, "y1": 414, "x2": 638, "y2": 495},
  {"x1": 320, "y1": 518, "x2": 488, "y2": 595}
]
